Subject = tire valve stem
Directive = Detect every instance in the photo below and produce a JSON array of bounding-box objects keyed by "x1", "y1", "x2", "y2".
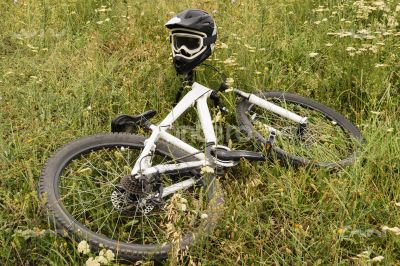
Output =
[{"x1": 265, "y1": 131, "x2": 276, "y2": 156}]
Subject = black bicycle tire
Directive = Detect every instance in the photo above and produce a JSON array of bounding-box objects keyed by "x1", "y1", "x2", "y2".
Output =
[
  {"x1": 39, "y1": 133, "x2": 223, "y2": 261},
  {"x1": 236, "y1": 92, "x2": 363, "y2": 168}
]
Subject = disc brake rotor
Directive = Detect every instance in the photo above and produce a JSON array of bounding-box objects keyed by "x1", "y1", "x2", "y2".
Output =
[{"x1": 111, "y1": 186, "x2": 157, "y2": 215}]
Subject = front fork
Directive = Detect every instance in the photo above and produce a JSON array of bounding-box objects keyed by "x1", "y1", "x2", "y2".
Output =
[{"x1": 233, "y1": 89, "x2": 308, "y2": 138}]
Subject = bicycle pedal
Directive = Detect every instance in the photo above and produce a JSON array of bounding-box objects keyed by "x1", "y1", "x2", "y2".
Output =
[{"x1": 111, "y1": 110, "x2": 156, "y2": 133}]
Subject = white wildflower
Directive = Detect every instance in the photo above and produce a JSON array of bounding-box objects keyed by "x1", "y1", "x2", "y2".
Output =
[
  {"x1": 200, "y1": 213, "x2": 209, "y2": 219},
  {"x1": 370, "y1": 111, "x2": 382, "y2": 115},
  {"x1": 200, "y1": 166, "x2": 214, "y2": 175},
  {"x1": 357, "y1": 250, "x2": 370, "y2": 258},
  {"x1": 381, "y1": 225, "x2": 400, "y2": 235},
  {"x1": 346, "y1": 47, "x2": 356, "y2": 52},
  {"x1": 372, "y1": 1, "x2": 389, "y2": 11},
  {"x1": 87, "y1": 105, "x2": 92, "y2": 111},
  {"x1": 86, "y1": 257, "x2": 100, "y2": 266},
  {"x1": 78, "y1": 240, "x2": 90, "y2": 254},
  {"x1": 105, "y1": 250, "x2": 115, "y2": 261},
  {"x1": 357, "y1": 29, "x2": 369, "y2": 35},
  {"x1": 367, "y1": 45, "x2": 378, "y2": 53},
  {"x1": 368, "y1": 256, "x2": 384, "y2": 262},
  {"x1": 213, "y1": 111, "x2": 222, "y2": 123},
  {"x1": 309, "y1": 52, "x2": 319, "y2": 58},
  {"x1": 314, "y1": 21, "x2": 321, "y2": 25},
  {"x1": 96, "y1": 7, "x2": 112, "y2": 12},
  {"x1": 375, "y1": 63, "x2": 388, "y2": 68},
  {"x1": 14, "y1": 228, "x2": 46, "y2": 240},
  {"x1": 96, "y1": 21, "x2": 103, "y2": 25},
  {"x1": 387, "y1": 16, "x2": 399, "y2": 28},
  {"x1": 314, "y1": 6, "x2": 329, "y2": 12},
  {"x1": 387, "y1": 128, "x2": 394, "y2": 132},
  {"x1": 180, "y1": 197, "x2": 188, "y2": 204},
  {"x1": 180, "y1": 203, "x2": 187, "y2": 212},
  {"x1": 27, "y1": 44, "x2": 38, "y2": 50},
  {"x1": 223, "y1": 57, "x2": 236, "y2": 65},
  {"x1": 225, "y1": 77, "x2": 234, "y2": 87},
  {"x1": 95, "y1": 255, "x2": 108, "y2": 265},
  {"x1": 327, "y1": 31, "x2": 355, "y2": 38},
  {"x1": 325, "y1": 43, "x2": 333, "y2": 47},
  {"x1": 219, "y1": 42, "x2": 228, "y2": 49},
  {"x1": 243, "y1": 43, "x2": 255, "y2": 50},
  {"x1": 340, "y1": 31, "x2": 353, "y2": 37},
  {"x1": 104, "y1": 18, "x2": 110, "y2": 22}
]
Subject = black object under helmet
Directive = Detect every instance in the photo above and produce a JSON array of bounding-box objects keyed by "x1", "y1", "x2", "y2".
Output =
[{"x1": 165, "y1": 9, "x2": 217, "y2": 74}]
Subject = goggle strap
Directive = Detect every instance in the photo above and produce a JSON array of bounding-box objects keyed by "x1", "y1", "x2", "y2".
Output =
[
  {"x1": 203, "y1": 34, "x2": 217, "y2": 46},
  {"x1": 170, "y1": 33, "x2": 216, "y2": 46}
]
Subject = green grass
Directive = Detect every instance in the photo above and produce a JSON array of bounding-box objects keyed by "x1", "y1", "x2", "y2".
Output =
[{"x1": 1, "y1": 0, "x2": 400, "y2": 265}]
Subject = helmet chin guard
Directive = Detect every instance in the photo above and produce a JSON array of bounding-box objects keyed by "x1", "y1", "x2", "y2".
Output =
[{"x1": 165, "y1": 9, "x2": 217, "y2": 74}]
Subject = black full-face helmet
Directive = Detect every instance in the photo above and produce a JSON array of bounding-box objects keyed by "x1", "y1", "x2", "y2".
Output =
[{"x1": 165, "y1": 9, "x2": 217, "y2": 74}]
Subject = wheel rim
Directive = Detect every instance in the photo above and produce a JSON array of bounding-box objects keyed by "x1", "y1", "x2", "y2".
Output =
[
  {"x1": 244, "y1": 96, "x2": 361, "y2": 166},
  {"x1": 53, "y1": 142, "x2": 214, "y2": 249}
]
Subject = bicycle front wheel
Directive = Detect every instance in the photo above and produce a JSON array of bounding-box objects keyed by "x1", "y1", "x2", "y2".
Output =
[
  {"x1": 236, "y1": 92, "x2": 363, "y2": 168},
  {"x1": 39, "y1": 133, "x2": 223, "y2": 261}
]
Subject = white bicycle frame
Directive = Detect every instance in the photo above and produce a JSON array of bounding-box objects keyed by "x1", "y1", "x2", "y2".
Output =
[{"x1": 130, "y1": 82, "x2": 307, "y2": 197}]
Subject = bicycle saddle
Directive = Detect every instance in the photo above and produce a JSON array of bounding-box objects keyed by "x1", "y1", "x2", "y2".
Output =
[{"x1": 111, "y1": 110, "x2": 156, "y2": 133}]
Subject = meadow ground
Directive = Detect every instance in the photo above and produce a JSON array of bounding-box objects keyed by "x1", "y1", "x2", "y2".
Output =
[{"x1": 1, "y1": 0, "x2": 399, "y2": 265}]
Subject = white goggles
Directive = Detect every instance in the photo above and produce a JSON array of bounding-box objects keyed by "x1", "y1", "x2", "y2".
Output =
[{"x1": 170, "y1": 30, "x2": 216, "y2": 59}]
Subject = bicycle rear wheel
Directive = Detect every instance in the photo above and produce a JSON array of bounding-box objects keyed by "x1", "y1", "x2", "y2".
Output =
[
  {"x1": 236, "y1": 92, "x2": 363, "y2": 168},
  {"x1": 39, "y1": 133, "x2": 223, "y2": 261}
]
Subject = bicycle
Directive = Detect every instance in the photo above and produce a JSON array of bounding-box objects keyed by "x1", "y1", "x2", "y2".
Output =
[{"x1": 39, "y1": 9, "x2": 363, "y2": 261}]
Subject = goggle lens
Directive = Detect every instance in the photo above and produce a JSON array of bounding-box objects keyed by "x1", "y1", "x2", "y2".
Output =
[{"x1": 172, "y1": 35, "x2": 202, "y2": 52}]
